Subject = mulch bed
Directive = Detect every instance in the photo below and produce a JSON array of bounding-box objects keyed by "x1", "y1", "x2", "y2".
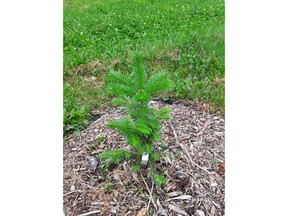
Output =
[{"x1": 63, "y1": 100, "x2": 225, "y2": 216}]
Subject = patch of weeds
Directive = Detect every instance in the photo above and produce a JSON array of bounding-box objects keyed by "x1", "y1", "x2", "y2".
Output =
[
  {"x1": 104, "y1": 184, "x2": 114, "y2": 191},
  {"x1": 210, "y1": 158, "x2": 218, "y2": 165},
  {"x1": 63, "y1": 83, "x2": 91, "y2": 134},
  {"x1": 63, "y1": 74, "x2": 103, "y2": 136},
  {"x1": 96, "y1": 136, "x2": 106, "y2": 143},
  {"x1": 174, "y1": 78, "x2": 193, "y2": 99},
  {"x1": 149, "y1": 207, "x2": 155, "y2": 215}
]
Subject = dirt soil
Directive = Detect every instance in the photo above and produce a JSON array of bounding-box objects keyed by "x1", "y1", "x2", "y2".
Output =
[{"x1": 63, "y1": 100, "x2": 225, "y2": 216}]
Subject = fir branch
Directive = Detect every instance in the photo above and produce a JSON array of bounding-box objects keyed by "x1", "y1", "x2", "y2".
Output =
[
  {"x1": 98, "y1": 149, "x2": 134, "y2": 165},
  {"x1": 107, "y1": 117, "x2": 134, "y2": 137},
  {"x1": 105, "y1": 70, "x2": 134, "y2": 86},
  {"x1": 135, "y1": 119, "x2": 152, "y2": 136},
  {"x1": 145, "y1": 72, "x2": 172, "y2": 95},
  {"x1": 138, "y1": 144, "x2": 153, "y2": 154},
  {"x1": 107, "y1": 83, "x2": 136, "y2": 97},
  {"x1": 157, "y1": 107, "x2": 171, "y2": 120},
  {"x1": 134, "y1": 91, "x2": 151, "y2": 104},
  {"x1": 111, "y1": 97, "x2": 131, "y2": 106},
  {"x1": 133, "y1": 55, "x2": 147, "y2": 91},
  {"x1": 127, "y1": 133, "x2": 141, "y2": 149}
]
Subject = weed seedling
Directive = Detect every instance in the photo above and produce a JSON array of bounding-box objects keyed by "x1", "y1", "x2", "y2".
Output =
[
  {"x1": 210, "y1": 158, "x2": 218, "y2": 165},
  {"x1": 96, "y1": 136, "x2": 106, "y2": 143},
  {"x1": 104, "y1": 184, "x2": 114, "y2": 191}
]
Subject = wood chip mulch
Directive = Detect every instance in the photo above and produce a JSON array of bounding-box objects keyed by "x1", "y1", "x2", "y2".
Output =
[{"x1": 63, "y1": 100, "x2": 225, "y2": 216}]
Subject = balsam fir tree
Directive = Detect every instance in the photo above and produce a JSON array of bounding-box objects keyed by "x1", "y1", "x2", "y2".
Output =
[{"x1": 98, "y1": 55, "x2": 172, "y2": 186}]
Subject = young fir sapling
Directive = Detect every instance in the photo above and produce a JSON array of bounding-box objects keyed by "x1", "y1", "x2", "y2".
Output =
[{"x1": 97, "y1": 55, "x2": 172, "y2": 186}]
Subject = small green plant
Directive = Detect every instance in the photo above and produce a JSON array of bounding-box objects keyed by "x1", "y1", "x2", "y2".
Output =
[
  {"x1": 104, "y1": 184, "x2": 114, "y2": 191},
  {"x1": 97, "y1": 55, "x2": 172, "y2": 186},
  {"x1": 210, "y1": 158, "x2": 218, "y2": 164},
  {"x1": 96, "y1": 136, "x2": 106, "y2": 143},
  {"x1": 63, "y1": 83, "x2": 91, "y2": 134}
]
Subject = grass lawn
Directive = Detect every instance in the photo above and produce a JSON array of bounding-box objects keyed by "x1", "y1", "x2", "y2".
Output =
[{"x1": 63, "y1": 0, "x2": 225, "y2": 134}]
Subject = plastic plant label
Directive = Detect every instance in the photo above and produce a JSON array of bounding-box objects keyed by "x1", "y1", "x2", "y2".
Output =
[{"x1": 141, "y1": 153, "x2": 149, "y2": 166}]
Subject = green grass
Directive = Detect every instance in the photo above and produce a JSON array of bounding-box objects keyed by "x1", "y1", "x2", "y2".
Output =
[{"x1": 63, "y1": 0, "x2": 225, "y2": 135}]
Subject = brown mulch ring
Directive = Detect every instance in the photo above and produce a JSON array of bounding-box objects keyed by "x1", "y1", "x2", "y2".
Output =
[{"x1": 64, "y1": 100, "x2": 225, "y2": 216}]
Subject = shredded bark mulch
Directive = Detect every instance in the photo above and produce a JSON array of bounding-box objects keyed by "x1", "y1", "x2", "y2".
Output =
[{"x1": 63, "y1": 100, "x2": 225, "y2": 216}]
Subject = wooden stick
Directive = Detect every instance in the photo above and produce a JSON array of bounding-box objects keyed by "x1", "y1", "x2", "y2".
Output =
[
  {"x1": 139, "y1": 171, "x2": 157, "y2": 210},
  {"x1": 168, "y1": 120, "x2": 211, "y2": 175},
  {"x1": 78, "y1": 210, "x2": 101, "y2": 216},
  {"x1": 147, "y1": 182, "x2": 154, "y2": 210},
  {"x1": 63, "y1": 190, "x2": 83, "y2": 197}
]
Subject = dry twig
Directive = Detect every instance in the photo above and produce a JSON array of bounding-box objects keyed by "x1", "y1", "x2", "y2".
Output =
[
  {"x1": 168, "y1": 120, "x2": 211, "y2": 175},
  {"x1": 147, "y1": 182, "x2": 154, "y2": 210},
  {"x1": 78, "y1": 210, "x2": 101, "y2": 216},
  {"x1": 63, "y1": 190, "x2": 83, "y2": 197},
  {"x1": 139, "y1": 171, "x2": 157, "y2": 210}
]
